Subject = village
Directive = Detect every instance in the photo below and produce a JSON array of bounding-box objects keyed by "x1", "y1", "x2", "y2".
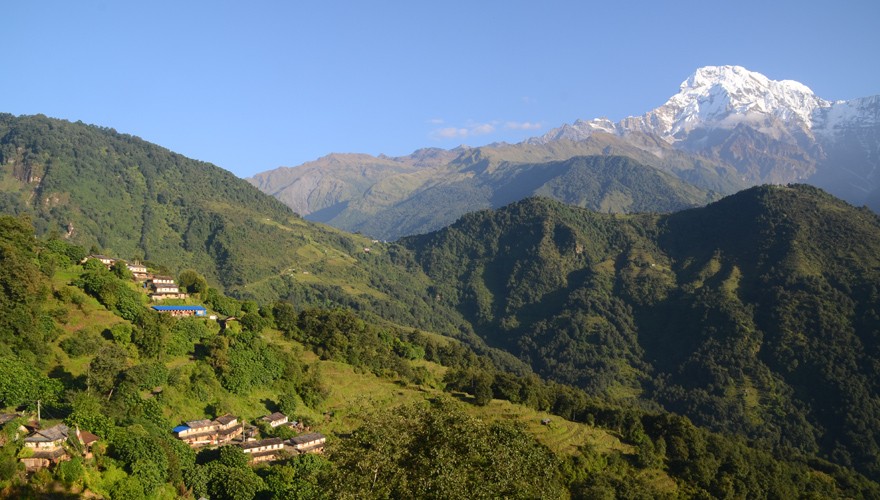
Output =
[
  {"x1": 2, "y1": 254, "x2": 327, "y2": 473},
  {"x1": 5, "y1": 409, "x2": 326, "y2": 472}
]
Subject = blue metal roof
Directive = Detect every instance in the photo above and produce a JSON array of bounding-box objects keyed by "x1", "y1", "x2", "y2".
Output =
[
  {"x1": 172, "y1": 425, "x2": 189, "y2": 433},
  {"x1": 152, "y1": 306, "x2": 207, "y2": 311}
]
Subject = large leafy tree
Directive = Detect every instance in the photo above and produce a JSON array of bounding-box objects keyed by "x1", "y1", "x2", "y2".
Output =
[
  {"x1": 0, "y1": 216, "x2": 55, "y2": 362},
  {"x1": 88, "y1": 344, "x2": 129, "y2": 396},
  {"x1": 327, "y1": 397, "x2": 564, "y2": 499},
  {"x1": 0, "y1": 355, "x2": 62, "y2": 408}
]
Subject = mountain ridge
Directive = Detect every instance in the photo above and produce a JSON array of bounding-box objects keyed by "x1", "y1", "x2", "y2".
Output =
[
  {"x1": 399, "y1": 184, "x2": 880, "y2": 480},
  {"x1": 249, "y1": 138, "x2": 734, "y2": 239},
  {"x1": 251, "y1": 65, "x2": 879, "y2": 235},
  {"x1": 3, "y1": 111, "x2": 880, "y2": 489},
  {"x1": 533, "y1": 65, "x2": 879, "y2": 203}
]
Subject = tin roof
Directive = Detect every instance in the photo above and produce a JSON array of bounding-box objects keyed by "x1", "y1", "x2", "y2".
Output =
[
  {"x1": 185, "y1": 419, "x2": 215, "y2": 429},
  {"x1": 215, "y1": 414, "x2": 237, "y2": 425},
  {"x1": 152, "y1": 306, "x2": 207, "y2": 312},
  {"x1": 241, "y1": 437, "x2": 283, "y2": 450},
  {"x1": 262, "y1": 412, "x2": 287, "y2": 422},
  {"x1": 25, "y1": 424, "x2": 69, "y2": 443},
  {"x1": 291, "y1": 432, "x2": 326, "y2": 445}
]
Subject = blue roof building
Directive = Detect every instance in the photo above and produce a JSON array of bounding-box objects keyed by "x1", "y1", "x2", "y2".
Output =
[{"x1": 151, "y1": 305, "x2": 207, "y2": 317}]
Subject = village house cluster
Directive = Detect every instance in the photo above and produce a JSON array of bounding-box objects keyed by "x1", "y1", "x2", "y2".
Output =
[
  {"x1": 84, "y1": 255, "x2": 187, "y2": 301},
  {"x1": 3, "y1": 408, "x2": 326, "y2": 473},
  {"x1": 172, "y1": 411, "x2": 326, "y2": 464},
  {"x1": 1, "y1": 256, "x2": 327, "y2": 472},
  {"x1": 0, "y1": 414, "x2": 100, "y2": 473},
  {"x1": 84, "y1": 255, "x2": 216, "y2": 319}
]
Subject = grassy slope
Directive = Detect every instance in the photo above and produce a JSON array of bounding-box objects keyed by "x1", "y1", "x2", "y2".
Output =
[
  {"x1": 0, "y1": 115, "x2": 465, "y2": 339},
  {"x1": 37, "y1": 267, "x2": 675, "y2": 492}
]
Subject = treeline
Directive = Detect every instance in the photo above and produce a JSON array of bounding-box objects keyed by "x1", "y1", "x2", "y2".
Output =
[{"x1": 442, "y1": 364, "x2": 879, "y2": 498}]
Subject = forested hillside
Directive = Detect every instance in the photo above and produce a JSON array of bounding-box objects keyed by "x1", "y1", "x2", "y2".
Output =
[
  {"x1": 333, "y1": 154, "x2": 718, "y2": 240},
  {"x1": 402, "y1": 184, "x2": 880, "y2": 480},
  {"x1": 0, "y1": 114, "x2": 298, "y2": 289},
  {"x1": 1, "y1": 213, "x2": 877, "y2": 498},
  {"x1": 0, "y1": 114, "x2": 479, "y2": 340}
]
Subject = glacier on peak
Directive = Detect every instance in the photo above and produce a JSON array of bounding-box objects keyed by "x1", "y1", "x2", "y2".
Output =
[
  {"x1": 813, "y1": 95, "x2": 880, "y2": 137},
  {"x1": 636, "y1": 65, "x2": 831, "y2": 140},
  {"x1": 531, "y1": 65, "x2": 839, "y2": 145}
]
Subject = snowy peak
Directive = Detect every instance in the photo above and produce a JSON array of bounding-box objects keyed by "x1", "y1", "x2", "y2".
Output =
[
  {"x1": 813, "y1": 95, "x2": 880, "y2": 137},
  {"x1": 532, "y1": 65, "x2": 838, "y2": 145},
  {"x1": 646, "y1": 65, "x2": 831, "y2": 139},
  {"x1": 682, "y1": 65, "x2": 814, "y2": 98}
]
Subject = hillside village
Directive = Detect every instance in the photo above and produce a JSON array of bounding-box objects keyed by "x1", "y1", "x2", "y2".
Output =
[
  {"x1": 7, "y1": 409, "x2": 325, "y2": 474},
  {"x1": 5, "y1": 254, "x2": 327, "y2": 476}
]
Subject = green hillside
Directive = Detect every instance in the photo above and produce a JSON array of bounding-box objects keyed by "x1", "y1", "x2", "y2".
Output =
[
  {"x1": 5, "y1": 113, "x2": 880, "y2": 495},
  {"x1": 0, "y1": 113, "x2": 298, "y2": 288},
  {"x1": 1, "y1": 214, "x2": 875, "y2": 498},
  {"x1": 401, "y1": 185, "x2": 880, "y2": 480},
  {"x1": 0, "y1": 113, "x2": 479, "y2": 339}
]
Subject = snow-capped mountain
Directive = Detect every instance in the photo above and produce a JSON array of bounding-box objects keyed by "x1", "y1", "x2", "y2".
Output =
[
  {"x1": 250, "y1": 65, "x2": 880, "y2": 238},
  {"x1": 814, "y1": 95, "x2": 880, "y2": 137},
  {"x1": 532, "y1": 65, "x2": 880, "y2": 207},
  {"x1": 534, "y1": 65, "x2": 832, "y2": 143}
]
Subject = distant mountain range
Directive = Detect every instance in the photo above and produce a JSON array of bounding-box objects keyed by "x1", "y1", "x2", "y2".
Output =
[
  {"x1": 534, "y1": 65, "x2": 880, "y2": 201},
  {"x1": 250, "y1": 65, "x2": 880, "y2": 239}
]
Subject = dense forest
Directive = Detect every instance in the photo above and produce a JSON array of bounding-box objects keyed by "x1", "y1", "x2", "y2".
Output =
[{"x1": 402, "y1": 185, "x2": 880, "y2": 481}]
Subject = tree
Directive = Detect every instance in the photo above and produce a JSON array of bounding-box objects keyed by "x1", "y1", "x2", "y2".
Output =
[
  {"x1": 178, "y1": 269, "x2": 208, "y2": 295},
  {"x1": 111, "y1": 261, "x2": 133, "y2": 280},
  {"x1": 132, "y1": 459, "x2": 165, "y2": 495},
  {"x1": 298, "y1": 365, "x2": 329, "y2": 408},
  {"x1": 278, "y1": 389, "x2": 299, "y2": 417},
  {"x1": 0, "y1": 356, "x2": 62, "y2": 408},
  {"x1": 204, "y1": 288, "x2": 241, "y2": 317},
  {"x1": 264, "y1": 455, "x2": 329, "y2": 500},
  {"x1": 273, "y1": 301, "x2": 297, "y2": 334},
  {"x1": 66, "y1": 391, "x2": 113, "y2": 437},
  {"x1": 55, "y1": 457, "x2": 84, "y2": 487},
  {"x1": 327, "y1": 397, "x2": 564, "y2": 499},
  {"x1": 473, "y1": 371, "x2": 494, "y2": 406},
  {"x1": 108, "y1": 323, "x2": 133, "y2": 346},
  {"x1": 207, "y1": 463, "x2": 264, "y2": 500},
  {"x1": 132, "y1": 311, "x2": 172, "y2": 360},
  {"x1": 239, "y1": 313, "x2": 266, "y2": 333},
  {"x1": 167, "y1": 316, "x2": 214, "y2": 356},
  {"x1": 218, "y1": 445, "x2": 250, "y2": 469},
  {"x1": 88, "y1": 344, "x2": 128, "y2": 396}
]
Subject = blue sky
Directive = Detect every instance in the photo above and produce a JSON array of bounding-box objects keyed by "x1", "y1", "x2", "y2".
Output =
[{"x1": 4, "y1": 1, "x2": 879, "y2": 178}]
